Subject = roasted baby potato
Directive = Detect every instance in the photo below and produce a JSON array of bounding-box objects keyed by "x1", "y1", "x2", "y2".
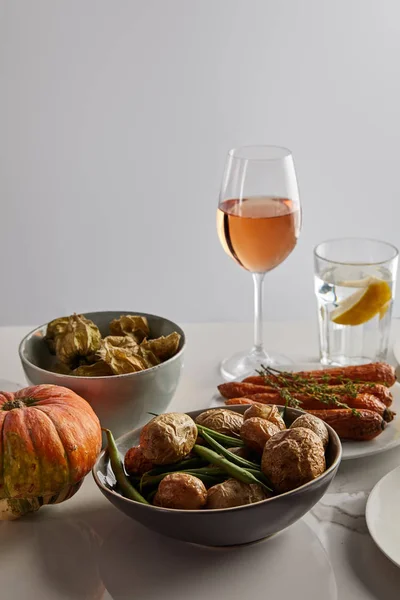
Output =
[
  {"x1": 153, "y1": 473, "x2": 207, "y2": 510},
  {"x1": 290, "y1": 414, "x2": 329, "y2": 448},
  {"x1": 240, "y1": 417, "x2": 280, "y2": 453},
  {"x1": 206, "y1": 478, "x2": 267, "y2": 509},
  {"x1": 262, "y1": 427, "x2": 326, "y2": 493},
  {"x1": 195, "y1": 408, "x2": 243, "y2": 438},
  {"x1": 243, "y1": 404, "x2": 286, "y2": 431},
  {"x1": 140, "y1": 413, "x2": 197, "y2": 465},
  {"x1": 124, "y1": 446, "x2": 154, "y2": 476}
]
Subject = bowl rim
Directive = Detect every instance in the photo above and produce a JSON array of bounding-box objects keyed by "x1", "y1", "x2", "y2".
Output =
[
  {"x1": 18, "y1": 310, "x2": 186, "y2": 381},
  {"x1": 92, "y1": 404, "x2": 342, "y2": 514}
]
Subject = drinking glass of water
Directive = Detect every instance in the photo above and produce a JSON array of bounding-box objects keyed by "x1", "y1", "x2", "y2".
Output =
[{"x1": 314, "y1": 238, "x2": 398, "y2": 366}]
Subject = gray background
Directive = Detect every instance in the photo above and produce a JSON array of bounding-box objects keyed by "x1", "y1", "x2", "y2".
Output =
[{"x1": 1, "y1": 0, "x2": 398, "y2": 326}]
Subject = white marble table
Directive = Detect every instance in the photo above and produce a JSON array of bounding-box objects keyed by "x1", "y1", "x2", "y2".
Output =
[{"x1": 1, "y1": 321, "x2": 400, "y2": 600}]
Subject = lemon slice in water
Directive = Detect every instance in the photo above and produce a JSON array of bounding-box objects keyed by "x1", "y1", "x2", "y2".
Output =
[{"x1": 331, "y1": 278, "x2": 391, "y2": 326}]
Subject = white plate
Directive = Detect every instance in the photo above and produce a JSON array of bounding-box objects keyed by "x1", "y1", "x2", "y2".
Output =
[
  {"x1": 366, "y1": 465, "x2": 400, "y2": 567},
  {"x1": 212, "y1": 362, "x2": 400, "y2": 461}
]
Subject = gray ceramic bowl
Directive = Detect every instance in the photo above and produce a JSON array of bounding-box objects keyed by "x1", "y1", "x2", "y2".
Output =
[
  {"x1": 19, "y1": 311, "x2": 185, "y2": 438},
  {"x1": 93, "y1": 405, "x2": 342, "y2": 547}
]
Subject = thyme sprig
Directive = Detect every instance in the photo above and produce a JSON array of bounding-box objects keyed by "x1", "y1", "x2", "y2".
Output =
[{"x1": 256, "y1": 366, "x2": 361, "y2": 417}]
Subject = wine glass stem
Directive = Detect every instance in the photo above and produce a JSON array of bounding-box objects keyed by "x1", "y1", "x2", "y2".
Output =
[{"x1": 252, "y1": 272, "x2": 265, "y2": 353}]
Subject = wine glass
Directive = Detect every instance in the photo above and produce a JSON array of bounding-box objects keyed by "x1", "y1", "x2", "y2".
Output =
[{"x1": 216, "y1": 145, "x2": 301, "y2": 380}]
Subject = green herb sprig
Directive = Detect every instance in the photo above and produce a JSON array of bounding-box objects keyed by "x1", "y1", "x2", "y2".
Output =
[{"x1": 256, "y1": 366, "x2": 361, "y2": 417}]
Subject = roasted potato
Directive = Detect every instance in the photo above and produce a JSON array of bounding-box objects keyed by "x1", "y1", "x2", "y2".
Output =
[
  {"x1": 243, "y1": 404, "x2": 286, "y2": 430},
  {"x1": 195, "y1": 408, "x2": 243, "y2": 438},
  {"x1": 262, "y1": 427, "x2": 326, "y2": 493},
  {"x1": 240, "y1": 417, "x2": 280, "y2": 453},
  {"x1": 206, "y1": 478, "x2": 267, "y2": 509},
  {"x1": 140, "y1": 413, "x2": 197, "y2": 465},
  {"x1": 124, "y1": 446, "x2": 154, "y2": 476},
  {"x1": 290, "y1": 414, "x2": 329, "y2": 448},
  {"x1": 153, "y1": 473, "x2": 207, "y2": 509}
]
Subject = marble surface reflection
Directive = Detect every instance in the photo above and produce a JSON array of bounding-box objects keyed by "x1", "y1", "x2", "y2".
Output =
[
  {"x1": 306, "y1": 492, "x2": 400, "y2": 599},
  {"x1": 98, "y1": 516, "x2": 337, "y2": 600}
]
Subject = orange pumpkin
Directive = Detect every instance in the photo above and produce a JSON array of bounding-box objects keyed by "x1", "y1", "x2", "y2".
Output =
[{"x1": 0, "y1": 384, "x2": 101, "y2": 511}]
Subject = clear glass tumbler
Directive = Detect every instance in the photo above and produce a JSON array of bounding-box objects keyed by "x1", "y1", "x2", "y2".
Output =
[{"x1": 314, "y1": 238, "x2": 398, "y2": 366}]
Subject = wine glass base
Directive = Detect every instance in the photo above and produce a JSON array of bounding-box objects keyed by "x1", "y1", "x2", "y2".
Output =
[{"x1": 220, "y1": 349, "x2": 293, "y2": 381}]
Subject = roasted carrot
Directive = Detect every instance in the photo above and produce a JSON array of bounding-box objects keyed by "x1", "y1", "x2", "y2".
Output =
[
  {"x1": 237, "y1": 393, "x2": 278, "y2": 403},
  {"x1": 218, "y1": 382, "x2": 275, "y2": 399},
  {"x1": 333, "y1": 395, "x2": 394, "y2": 422},
  {"x1": 243, "y1": 376, "x2": 269, "y2": 385},
  {"x1": 347, "y1": 384, "x2": 393, "y2": 406},
  {"x1": 241, "y1": 378, "x2": 393, "y2": 406},
  {"x1": 224, "y1": 392, "x2": 394, "y2": 421},
  {"x1": 245, "y1": 363, "x2": 396, "y2": 387},
  {"x1": 302, "y1": 393, "x2": 394, "y2": 422},
  {"x1": 224, "y1": 398, "x2": 259, "y2": 406},
  {"x1": 307, "y1": 409, "x2": 385, "y2": 441}
]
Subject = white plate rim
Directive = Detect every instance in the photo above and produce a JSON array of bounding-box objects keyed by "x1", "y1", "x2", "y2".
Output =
[
  {"x1": 213, "y1": 362, "x2": 400, "y2": 461},
  {"x1": 366, "y1": 464, "x2": 400, "y2": 568}
]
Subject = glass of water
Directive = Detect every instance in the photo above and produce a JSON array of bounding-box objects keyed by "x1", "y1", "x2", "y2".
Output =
[{"x1": 314, "y1": 238, "x2": 398, "y2": 366}]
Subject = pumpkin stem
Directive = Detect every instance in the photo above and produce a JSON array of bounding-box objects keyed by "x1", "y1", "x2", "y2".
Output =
[{"x1": 2, "y1": 399, "x2": 29, "y2": 411}]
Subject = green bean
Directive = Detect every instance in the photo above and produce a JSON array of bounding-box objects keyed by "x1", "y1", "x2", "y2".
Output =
[
  {"x1": 185, "y1": 472, "x2": 227, "y2": 486},
  {"x1": 146, "y1": 489, "x2": 158, "y2": 504},
  {"x1": 127, "y1": 475, "x2": 141, "y2": 486},
  {"x1": 192, "y1": 445, "x2": 272, "y2": 493},
  {"x1": 144, "y1": 457, "x2": 206, "y2": 477},
  {"x1": 102, "y1": 428, "x2": 149, "y2": 504},
  {"x1": 246, "y1": 468, "x2": 274, "y2": 490},
  {"x1": 199, "y1": 428, "x2": 260, "y2": 470},
  {"x1": 196, "y1": 425, "x2": 245, "y2": 447}
]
